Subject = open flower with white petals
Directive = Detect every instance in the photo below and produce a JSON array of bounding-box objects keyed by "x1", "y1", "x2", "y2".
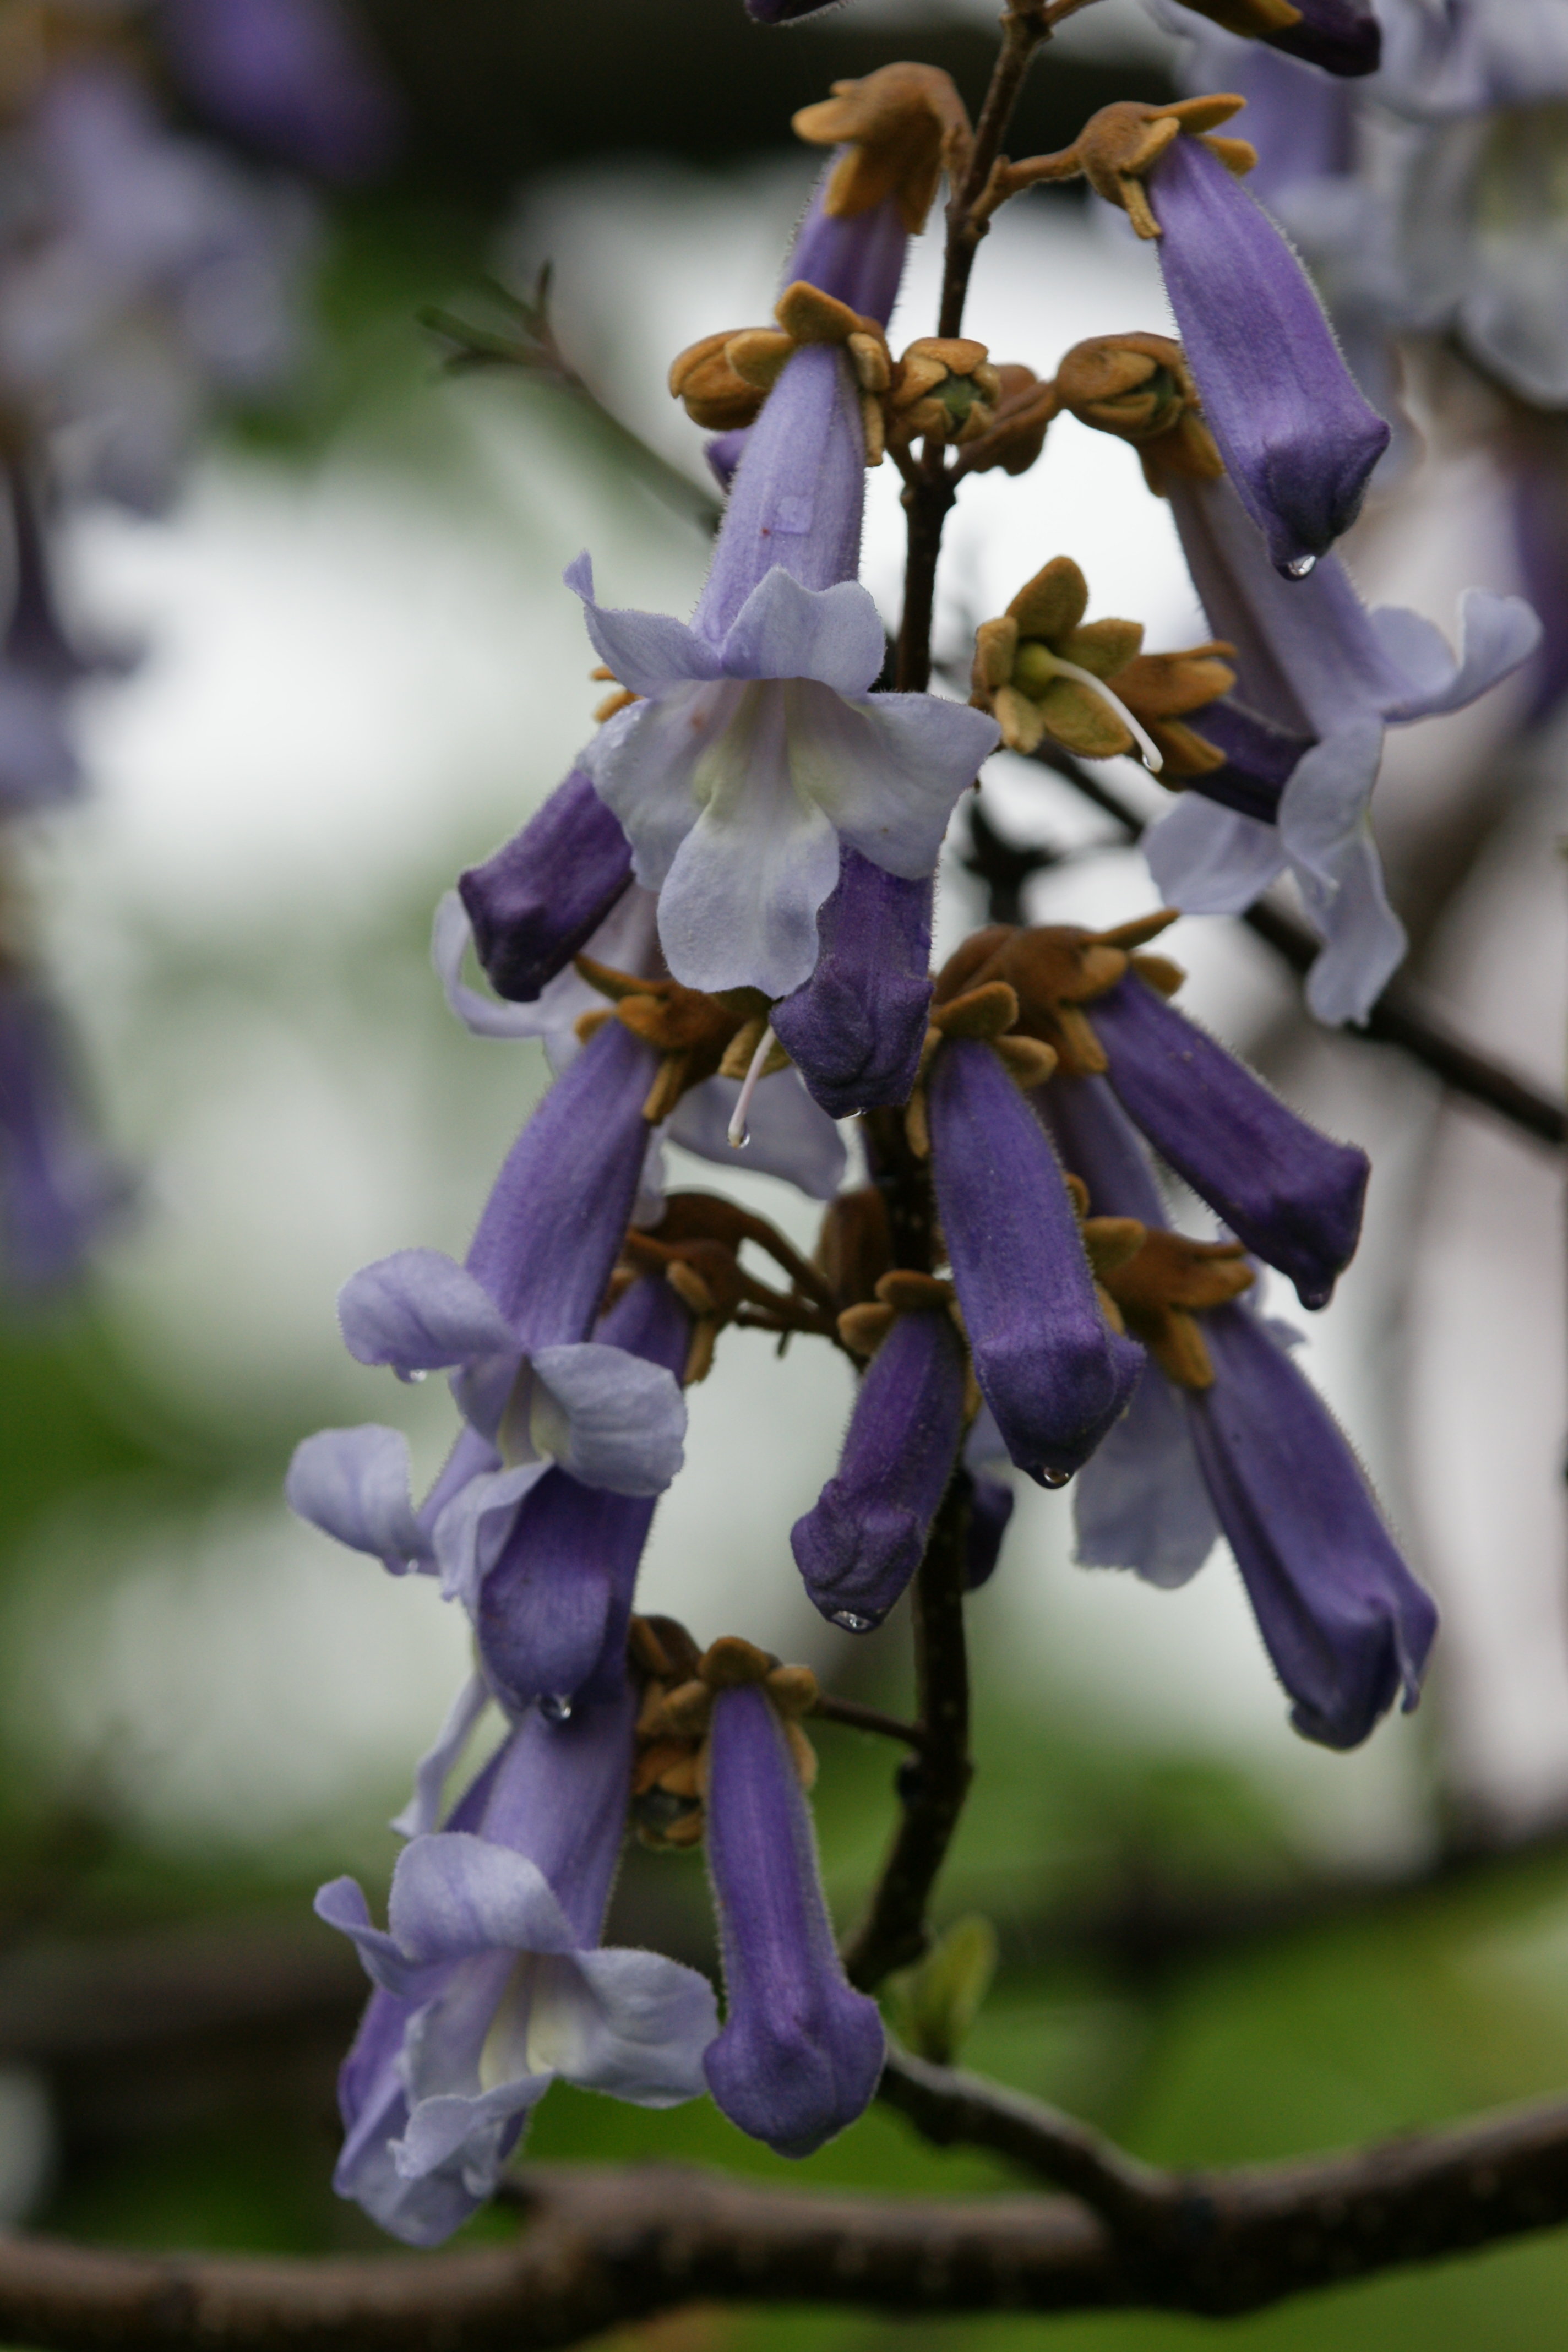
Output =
[{"x1": 573, "y1": 556, "x2": 999, "y2": 1001}]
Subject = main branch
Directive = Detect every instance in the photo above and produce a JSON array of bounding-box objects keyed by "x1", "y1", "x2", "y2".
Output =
[{"x1": 6, "y1": 2088, "x2": 1568, "y2": 2350}]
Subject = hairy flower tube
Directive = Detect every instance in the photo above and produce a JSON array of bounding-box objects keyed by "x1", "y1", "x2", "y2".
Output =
[
  {"x1": 1062, "y1": 96, "x2": 1390, "y2": 570},
  {"x1": 1044, "y1": 1071, "x2": 1438, "y2": 1747},
  {"x1": 948, "y1": 918, "x2": 1368, "y2": 1309},
  {"x1": 916, "y1": 985, "x2": 1144, "y2": 1484},
  {"x1": 792, "y1": 1272, "x2": 969, "y2": 1631},
  {"x1": 318, "y1": 1682, "x2": 717, "y2": 2245}
]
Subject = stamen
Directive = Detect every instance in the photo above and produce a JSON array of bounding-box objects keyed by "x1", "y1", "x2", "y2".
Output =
[
  {"x1": 1046, "y1": 655, "x2": 1164, "y2": 772},
  {"x1": 727, "y1": 1022, "x2": 778, "y2": 1150}
]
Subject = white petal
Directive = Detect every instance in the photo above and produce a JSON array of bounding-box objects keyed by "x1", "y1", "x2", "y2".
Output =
[
  {"x1": 584, "y1": 682, "x2": 745, "y2": 890},
  {"x1": 527, "y1": 1947, "x2": 718, "y2": 2104},
  {"x1": 1375, "y1": 588, "x2": 1541, "y2": 723},
  {"x1": 391, "y1": 1673, "x2": 492, "y2": 1841},
  {"x1": 789, "y1": 686, "x2": 999, "y2": 880},
  {"x1": 1144, "y1": 794, "x2": 1287, "y2": 913},
  {"x1": 286, "y1": 1425, "x2": 430, "y2": 1571},
  {"x1": 1275, "y1": 719, "x2": 1384, "y2": 891},
  {"x1": 565, "y1": 552, "x2": 722, "y2": 695},
  {"x1": 719, "y1": 567, "x2": 885, "y2": 695},
  {"x1": 527, "y1": 1341, "x2": 688, "y2": 1495},
  {"x1": 1292, "y1": 833, "x2": 1408, "y2": 1025}
]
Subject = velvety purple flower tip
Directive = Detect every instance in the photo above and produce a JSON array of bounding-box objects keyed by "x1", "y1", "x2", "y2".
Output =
[
  {"x1": 791, "y1": 1305, "x2": 966, "y2": 1629},
  {"x1": 703, "y1": 1684, "x2": 884, "y2": 2157},
  {"x1": 1089, "y1": 973, "x2": 1368, "y2": 1309},
  {"x1": 928, "y1": 1039, "x2": 1144, "y2": 1482},
  {"x1": 1189, "y1": 1304, "x2": 1438, "y2": 1748},
  {"x1": 1268, "y1": 0, "x2": 1381, "y2": 79},
  {"x1": 771, "y1": 853, "x2": 933, "y2": 1117},
  {"x1": 1150, "y1": 134, "x2": 1390, "y2": 569},
  {"x1": 459, "y1": 771, "x2": 633, "y2": 1004}
]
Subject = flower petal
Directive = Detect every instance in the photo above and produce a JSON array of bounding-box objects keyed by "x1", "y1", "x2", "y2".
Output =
[
  {"x1": 1373, "y1": 587, "x2": 1542, "y2": 723},
  {"x1": 1144, "y1": 792, "x2": 1289, "y2": 913},
  {"x1": 566, "y1": 552, "x2": 722, "y2": 694},
  {"x1": 432, "y1": 892, "x2": 552, "y2": 1041},
  {"x1": 666, "y1": 1070, "x2": 847, "y2": 1199},
  {"x1": 391, "y1": 1672, "x2": 492, "y2": 1841},
  {"x1": 339, "y1": 1248, "x2": 517, "y2": 1373},
  {"x1": 513, "y1": 1947, "x2": 718, "y2": 2104},
  {"x1": 527, "y1": 1341, "x2": 688, "y2": 1496},
  {"x1": 792, "y1": 687, "x2": 999, "y2": 880},
  {"x1": 286, "y1": 1424, "x2": 431, "y2": 1572},
  {"x1": 388, "y1": 1832, "x2": 578, "y2": 1967},
  {"x1": 718, "y1": 567, "x2": 886, "y2": 696},
  {"x1": 430, "y1": 1459, "x2": 550, "y2": 1607},
  {"x1": 657, "y1": 732, "x2": 844, "y2": 997},
  {"x1": 1291, "y1": 829, "x2": 1408, "y2": 1025},
  {"x1": 581, "y1": 681, "x2": 744, "y2": 891},
  {"x1": 1074, "y1": 1358, "x2": 1219, "y2": 1589}
]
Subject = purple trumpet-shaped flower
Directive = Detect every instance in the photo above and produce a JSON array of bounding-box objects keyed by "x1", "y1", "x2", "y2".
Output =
[
  {"x1": 458, "y1": 769, "x2": 634, "y2": 1004},
  {"x1": 477, "y1": 1276, "x2": 691, "y2": 1714},
  {"x1": 1045, "y1": 1073, "x2": 1436, "y2": 1745},
  {"x1": 703, "y1": 1681, "x2": 884, "y2": 2155},
  {"x1": 1146, "y1": 471, "x2": 1539, "y2": 1020},
  {"x1": 791, "y1": 1298, "x2": 967, "y2": 1630},
  {"x1": 770, "y1": 851, "x2": 933, "y2": 1115},
  {"x1": 433, "y1": 888, "x2": 847, "y2": 1203},
  {"x1": 575, "y1": 337, "x2": 997, "y2": 999},
  {"x1": 1189, "y1": 1303, "x2": 1438, "y2": 1747},
  {"x1": 286, "y1": 1018, "x2": 686, "y2": 1586},
  {"x1": 1145, "y1": 126, "x2": 1390, "y2": 571},
  {"x1": 927, "y1": 1038, "x2": 1143, "y2": 1483},
  {"x1": 319, "y1": 1684, "x2": 718, "y2": 2245},
  {"x1": 787, "y1": 168, "x2": 909, "y2": 331},
  {"x1": 157, "y1": 0, "x2": 400, "y2": 181},
  {"x1": 1087, "y1": 968, "x2": 1368, "y2": 1309}
]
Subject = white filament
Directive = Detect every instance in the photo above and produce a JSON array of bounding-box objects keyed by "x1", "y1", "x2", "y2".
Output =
[
  {"x1": 1047, "y1": 655, "x2": 1164, "y2": 773},
  {"x1": 727, "y1": 1022, "x2": 778, "y2": 1149}
]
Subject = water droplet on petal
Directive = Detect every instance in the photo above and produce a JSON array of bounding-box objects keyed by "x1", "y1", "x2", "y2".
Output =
[
  {"x1": 1283, "y1": 553, "x2": 1317, "y2": 579},
  {"x1": 1039, "y1": 1468, "x2": 1072, "y2": 1490},
  {"x1": 732, "y1": 1129, "x2": 752, "y2": 1151},
  {"x1": 396, "y1": 1366, "x2": 429, "y2": 1385},
  {"x1": 830, "y1": 1609, "x2": 875, "y2": 1632},
  {"x1": 539, "y1": 1692, "x2": 574, "y2": 1722}
]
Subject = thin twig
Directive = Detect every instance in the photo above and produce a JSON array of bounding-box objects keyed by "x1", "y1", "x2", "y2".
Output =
[
  {"x1": 841, "y1": 1479, "x2": 973, "y2": 1990},
  {"x1": 895, "y1": 1, "x2": 1055, "y2": 692},
  {"x1": 811, "y1": 1696, "x2": 928, "y2": 1750},
  {"x1": 7, "y1": 2092, "x2": 1568, "y2": 2345},
  {"x1": 995, "y1": 748, "x2": 1568, "y2": 1150}
]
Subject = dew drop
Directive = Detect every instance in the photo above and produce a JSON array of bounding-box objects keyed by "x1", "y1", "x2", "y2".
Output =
[
  {"x1": 397, "y1": 1366, "x2": 429, "y2": 1385},
  {"x1": 732, "y1": 1129, "x2": 752, "y2": 1151},
  {"x1": 1039, "y1": 1468, "x2": 1072, "y2": 1490},
  {"x1": 830, "y1": 1609, "x2": 875, "y2": 1632},
  {"x1": 539, "y1": 1693, "x2": 575, "y2": 1722},
  {"x1": 1283, "y1": 553, "x2": 1317, "y2": 579}
]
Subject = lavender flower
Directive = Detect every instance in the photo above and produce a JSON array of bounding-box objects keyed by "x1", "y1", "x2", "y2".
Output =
[
  {"x1": 578, "y1": 319, "x2": 995, "y2": 999},
  {"x1": 319, "y1": 1684, "x2": 717, "y2": 2245},
  {"x1": 1141, "y1": 469, "x2": 1540, "y2": 1019},
  {"x1": 701, "y1": 1678, "x2": 884, "y2": 2155},
  {"x1": 1045, "y1": 1074, "x2": 1438, "y2": 1747},
  {"x1": 458, "y1": 770, "x2": 633, "y2": 1005},
  {"x1": 476, "y1": 1275, "x2": 692, "y2": 1714},
  {"x1": 791, "y1": 1278, "x2": 967, "y2": 1630},
  {"x1": 925, "y1": 1030, "x2": 1143, "y2": 1484},
  {"x1": 769, "y1": 852, "x2": 934, "y2": 1117},
  {"x1": 1064, "y1": 98, "x2": 1389, "y2": 570}
]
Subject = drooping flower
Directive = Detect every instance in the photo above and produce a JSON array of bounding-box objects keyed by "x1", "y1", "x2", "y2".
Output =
[
  {"x1": 458, "y1": 769, "x2": 634, "y2": 1006},
  {"x1": 948, "y1": 917, "x2": 1369, "y2": 1309},
  {"x1": 1049, "y1": 95, "x2": 1390, "y2": 570},
  {"x1": 1043, "y1": 1071, "x2": 1439, "y2": 1748},
  {"x1": 630, "y1": 1627, "x2": 885, "y2": 2157},
  {"x1": 911, "y1": 974, "x2": 1145, "y2": 1484},
  {"x1": 767, "y1": 850, "x2": 935, "y2": 1117},
  {"x1": 319, "y1": 1681, "x2": 718, "y2": 2246},
  {"x1": 791, "y1": 1271, "x2": 968, "y2": 1631}
]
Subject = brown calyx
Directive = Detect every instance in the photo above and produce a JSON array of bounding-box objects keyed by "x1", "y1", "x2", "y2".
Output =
[
  {"x1": 1068, "y1": 97, "x2": 1257, "y2": 239},
  {"x1": 837, "y1": 1267, "x2": 959, "y2": 1362},
  {"x1": 932, "y1": 916, "x2": 1184, "y2": 1078},
  {"x1": 617, "y1": 1190, "x2": 839, "y2": 1384},
  {"x1": 887, "y1": 337, "x2": 1003, "y2": 453},
  {"x1": 952, "y1": 364, "x2": 1058, "y2": 480},
  {"x1": 1098, "y1": 1229, "x2": 1255, "y2": 1387},
  {"x1": 1053, "y1": 333, "x2": 1225, "y2": 491},
  {"x1": 792, "y1": 62, "x2": 973, "y2": 232},
  {"x1": 574, "y1": 957, "x2": 761, "y2": 1124},
  {"x1": 669, "y1": 281, "x2": 893, "y2": 462},
  {"x1": 629, "y1": 1618, "x2": 819, "y2": 1850},
  {"x1": 816, "y1": 1186, "x2": 895, "y2": 1314},
  {"x1": 903, "y1": 977, "x2": 1058, "y2": 1161}
]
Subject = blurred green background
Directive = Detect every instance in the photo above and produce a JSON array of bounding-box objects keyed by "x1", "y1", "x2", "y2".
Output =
[{"x1": 3, "y1": 4, "x2": 1567, "y2": 2347}]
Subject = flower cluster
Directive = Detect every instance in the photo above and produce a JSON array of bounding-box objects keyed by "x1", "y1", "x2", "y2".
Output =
[{"x1": 287, "y1": 8, "x2": 1534, "y2": 2244}]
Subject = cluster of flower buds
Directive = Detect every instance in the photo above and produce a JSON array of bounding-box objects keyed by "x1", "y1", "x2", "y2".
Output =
[{"x1": 292, "y1": 4, "x2": 1553, "y2": 2246}]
